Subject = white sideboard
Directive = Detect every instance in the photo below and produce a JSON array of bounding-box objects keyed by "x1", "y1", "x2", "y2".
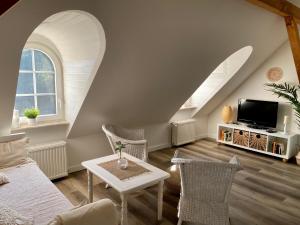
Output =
[{"x1": 217, "y1": 123, "x2": 299, "y2": 161}]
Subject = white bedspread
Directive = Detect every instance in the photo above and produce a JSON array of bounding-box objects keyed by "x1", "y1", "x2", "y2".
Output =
[{"x1": 0, "y1": 163, "x2": 73, "y2": 225}]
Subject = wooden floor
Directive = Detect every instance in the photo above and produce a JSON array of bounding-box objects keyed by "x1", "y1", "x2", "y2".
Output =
[{"x1": 54, "y1": 139, "x2": 300, "y2": 225}]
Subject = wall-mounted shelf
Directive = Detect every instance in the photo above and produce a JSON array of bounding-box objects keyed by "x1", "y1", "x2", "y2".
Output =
[{"x1": 217, "y1": 123, "x2": 299, "y2": 161}]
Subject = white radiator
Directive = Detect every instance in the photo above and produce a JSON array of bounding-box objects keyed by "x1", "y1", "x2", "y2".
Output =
[
  {"x1": 171, "y1": 119, "x2": 197, "y2": 146},
  {"x1": 27, "y1": 141, "x2": 68, "y2": 180}
]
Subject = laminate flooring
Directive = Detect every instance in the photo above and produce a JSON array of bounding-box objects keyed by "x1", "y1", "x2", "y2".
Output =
[{"x1": 54, "y1": 139, "x2": 300, "y2": 225}]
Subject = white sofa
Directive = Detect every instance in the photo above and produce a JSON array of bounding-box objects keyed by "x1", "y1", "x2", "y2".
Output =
[{"x1": 0, "y1": 133, "x2": 118, "y2": 225}]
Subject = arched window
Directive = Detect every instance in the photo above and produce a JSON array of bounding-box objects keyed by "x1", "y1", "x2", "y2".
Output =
[
  {"x1": 15, "y1": 49, "x2": 59, "y2": 118},
  {"x1": 180, "y1": 46, "x2": 253, "y2": 115}
]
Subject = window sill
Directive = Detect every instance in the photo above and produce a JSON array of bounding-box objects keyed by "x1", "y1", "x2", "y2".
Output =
[{"x1": 12, "y1": 120, "x2": 69, "y2": 132}]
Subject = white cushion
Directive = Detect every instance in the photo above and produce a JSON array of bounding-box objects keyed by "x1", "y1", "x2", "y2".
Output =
[
  {"x1": 0, "y1": 172, "x2": 9, "y2": 185},
  {"x1": 0, "y1": 204, "x2": 33, "y2": 225},
  {"x1": 0, "y1": 138, "x2": 29, "y2": 169},
  {"x1": 49, "y1": 199, "x2": 118, "y2": 225}
]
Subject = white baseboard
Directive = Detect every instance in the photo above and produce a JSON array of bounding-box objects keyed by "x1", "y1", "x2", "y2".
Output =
[
  {"x1": 148, "y1": 143, "x2": 172, "y2": 152},
  {"x1": 207, "y1": 133, "x2": 217, "y2": 139},
  {"x1": 68, "y1": 138, "x2": 207, "y2": 173},
  {"x1": 68, "y1": 143, "x2": 171, "y2": 173},
  {"x1": 195, "y1": 134, "x2": 208, "y2": 140},
  {"x1": 68, "y1": 164, "x2": 84, "y2": 173}
]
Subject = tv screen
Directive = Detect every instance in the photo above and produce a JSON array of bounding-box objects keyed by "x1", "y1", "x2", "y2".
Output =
[{"x1": 237, "y1": 99, "x2": 278, "y2": 128}]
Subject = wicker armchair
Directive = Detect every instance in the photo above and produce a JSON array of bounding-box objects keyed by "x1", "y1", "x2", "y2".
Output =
[
  {"x1": 102, "y1": 124, "x2": 148, "y2": 161},
  {"x1": 171, "y1": 150, "x2": 242, "y2": 225}
]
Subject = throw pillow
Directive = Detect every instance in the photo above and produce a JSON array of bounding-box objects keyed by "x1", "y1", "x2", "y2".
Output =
[
  {"x1": 0, "y1": 138, "x2": 29, "y2": 169},
  {"x1": 0, "y1": 204, "x2": 33, "y2": 225},
  {"x1": 0, "y1": 172, "x2": 9, "y2": 185}
]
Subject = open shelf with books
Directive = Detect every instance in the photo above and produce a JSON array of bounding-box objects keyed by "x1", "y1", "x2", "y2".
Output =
[
  {"x1": 218, "y1": 126, "x2": 233, "y2": 143},
  {"x1": 217, "y1": 123, "x2": 299, "y2": 161}
]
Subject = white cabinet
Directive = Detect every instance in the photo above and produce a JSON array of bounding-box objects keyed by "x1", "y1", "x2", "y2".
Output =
[{"x1": 217, "y1": 123, "x2": 299, "y2": 161}]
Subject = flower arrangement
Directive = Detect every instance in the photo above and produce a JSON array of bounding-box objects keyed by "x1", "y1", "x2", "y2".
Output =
[{"x1": 115, "y1": 141, "x2": 127, "y2": 159}]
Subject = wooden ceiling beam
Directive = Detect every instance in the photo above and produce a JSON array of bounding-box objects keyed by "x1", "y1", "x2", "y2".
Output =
[
  {"x1": 247, "y1": 0, "x2": 300, "y2": 23},
  {"x1": 248, "y1": 0, "x2": 300, "y2": 82},
  {"x1": 285, "y1": 16, "x2": 300, "y2": 82}
]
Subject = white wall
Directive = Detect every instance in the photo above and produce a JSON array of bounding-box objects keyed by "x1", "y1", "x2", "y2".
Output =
[
  {"x1": 0, "y1": 0, "x2": 292, "y2": 173},
  {"x1": 68, "y1": 0, "x2": 288, "y2": 138},
  {"x1": 207, "y1": 42, "x2": 299, "y2": 138}
]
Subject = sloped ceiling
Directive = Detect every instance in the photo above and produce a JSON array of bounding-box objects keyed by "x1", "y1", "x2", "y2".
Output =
[
  {"x1": 69, "y1": 0, "x2": 288, "y2": 137},
  {"x1": 197, "y1": 1, "x2": 299, "y2": 116},
  {"x1": 0, "y1": 0, "x2": 288, "y2": 138}
]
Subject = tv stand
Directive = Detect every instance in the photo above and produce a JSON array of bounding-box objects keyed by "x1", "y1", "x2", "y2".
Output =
[{"x1": 217, "y1": 123, "x2": 298, "y2": 161}]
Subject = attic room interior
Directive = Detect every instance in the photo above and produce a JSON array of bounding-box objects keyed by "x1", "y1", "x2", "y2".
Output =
[{"x1": 1, "y1": 0, "x2": 300, "y2": 225}]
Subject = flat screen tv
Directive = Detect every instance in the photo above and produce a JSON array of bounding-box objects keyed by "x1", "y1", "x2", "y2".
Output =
[{"x1": 237, "y1": 99, "x2": 278, "y2": 128}]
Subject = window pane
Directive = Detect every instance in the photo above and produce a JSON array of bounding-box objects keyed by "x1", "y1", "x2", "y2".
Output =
[
  {"x1": 16, "y1": 73, "x2": 34, "y2": 94},
  {"x1": 36, "y1": 73, "x2": 55, "y2": 93},
  {"x1": 20, "y1": 50, "x2": 32, "y2": 71},
  {"x1": 34, "y1": 50, "x2": 54, "y2": 71},
  {"x1": 37, "y1": 95, "x2": 56, "y2": 115},
  {"x1": 15, "y1": 96, "x2": 35, "y2": 116}
]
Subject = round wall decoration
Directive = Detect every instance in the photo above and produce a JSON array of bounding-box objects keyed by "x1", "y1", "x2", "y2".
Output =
[{"x1": 266, "y1": 67, "x2": 283, "y2": 82}]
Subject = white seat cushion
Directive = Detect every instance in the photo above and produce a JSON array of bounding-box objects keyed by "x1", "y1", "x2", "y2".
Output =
[{"x1": 0, "y1": 163, "x2": 73, "y2": 225}]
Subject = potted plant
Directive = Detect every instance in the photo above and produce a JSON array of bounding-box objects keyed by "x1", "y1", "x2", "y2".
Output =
[
  {"x1": 115, "y1": 141, "x2": 128, "y2": 169},
  {"x1": 265, "y1": 82, "x2": 300, "y2": 128},
  {"x1": 24, "y1": 108, "x2": 40, "y2": 125}
]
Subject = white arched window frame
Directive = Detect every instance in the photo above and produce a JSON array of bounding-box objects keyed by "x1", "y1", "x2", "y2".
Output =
[{"x1": 16, "y1": 42, "x2": 64, "y2": 123}]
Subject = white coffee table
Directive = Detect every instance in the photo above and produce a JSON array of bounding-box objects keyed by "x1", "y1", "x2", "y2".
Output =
[{"x1": 81, "y1": 153, "x2": 170, "y2": 225}]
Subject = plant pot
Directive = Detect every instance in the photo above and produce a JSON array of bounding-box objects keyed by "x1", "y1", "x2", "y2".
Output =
[
  {"x1": 117, "y1": 158, "x2": 128, "y2": 170},
  {"x1": 27, "y1": 118, "x2": 37, "y2": 126}
]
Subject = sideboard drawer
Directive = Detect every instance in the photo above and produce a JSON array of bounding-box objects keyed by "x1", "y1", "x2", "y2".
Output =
[
  {"x1": 249, "y1": 132, "x2": 267, "y2": 151},
  {"x1": 233, "y1": 129, "x2": 249, "y2": 147}
]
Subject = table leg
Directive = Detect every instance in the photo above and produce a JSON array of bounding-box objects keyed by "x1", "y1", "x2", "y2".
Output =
[
  {"x1": 120, "y1": 193, "x2": 128, "y2": 225},
  {"x1": 87, "y1": 170, "x2": 93, "y2": 203},
  {"x1": 158, "y1": 180, "x2": 164, "y2": 221}
]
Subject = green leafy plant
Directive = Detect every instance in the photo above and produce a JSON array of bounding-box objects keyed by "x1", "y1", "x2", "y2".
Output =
[
  {"x1": 265, "y1": 82, "x2": 300, "y2": 128},
  {"x1": 115, "y1": 141, "x2": 127, "y2": 158},
  {"x1": 24, "y1": 108, "x2": 40, "y2": 119}
]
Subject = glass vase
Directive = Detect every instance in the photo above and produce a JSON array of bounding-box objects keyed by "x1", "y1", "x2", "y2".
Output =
[{"x1": 117, "y1": 158, "x2": 128, "y2": 170}]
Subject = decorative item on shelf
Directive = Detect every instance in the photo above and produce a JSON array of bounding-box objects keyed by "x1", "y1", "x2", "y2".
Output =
[
  {"x1": 219, "y1": 130, "x2": 225, "y2": 141},
  {"x1": 266, "y1": 67, "x2": 283, "y2": 82},
  {"x1": 115, "y1": 141, "x2": 128, "y2": 170},
  {"x1": 296, "y1": 151, "x2": 300, "y2": 166},
  {"x1": 12, "y1": 109, "x2": 20, "y2": 129},
  {"x1": 221, "y1": 105, "x2": 233, "y2": 124},
  {"x1": 272, "y1": 142, "x2": 285, "y2": 155},
  {"x1": 24, "y1": 108, "x2": 40, "y2": 126},
  {"x1": 265, "y1": 82, "x2": 300, "y2": 128},
  {"x1": 283, "y1": 115, "x2": 288, "y2": 135},
  {"x1": 223, "y1": 131, "x2": 232, "y2": 142}
]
